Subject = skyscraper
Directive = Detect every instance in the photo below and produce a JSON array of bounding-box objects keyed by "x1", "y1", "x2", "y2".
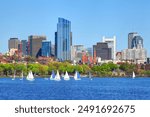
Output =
[
  {"x1": 28, "y1": 35, "x2": 46, "y2": 57},
  {"x1": 128, "y1": 32, "x2": 138, "y2": 49},
  {"x1": 8, "y1": 38, "x2": 20, "y2": 50},
  {"x1": 131, "y1": 36, "x2": 143, "y2": 49},
  {"x1": 41, "y1": 41, "x2": 51, "y2": 57},
  {"x1": 21, "y1": 40, "x2": 28, "y2": 56},
  {"x1": 128, "y1": 32, "x2": 144, "y2": 49},
  {"x1": 102, "y1": 36, "x2": 116, "y2": 60},
  {"x1": 55, "y1": 18, "x2": 72, "y2": 61}
]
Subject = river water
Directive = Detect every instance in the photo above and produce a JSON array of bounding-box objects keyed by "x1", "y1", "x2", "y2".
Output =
[{"x1": 0, "y1": 77, "x2": 150, "y2": 100}]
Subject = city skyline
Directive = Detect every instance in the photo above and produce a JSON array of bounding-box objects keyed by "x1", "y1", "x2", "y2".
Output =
[{"x1": 0, "y1": 0, "x2": 150, "y2": 56}]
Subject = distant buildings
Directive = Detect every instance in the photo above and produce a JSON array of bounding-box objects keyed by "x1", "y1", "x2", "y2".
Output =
[
  {"x1": 116, "y1": 52, "x2": 122, "y2": 62},
  {"x1": 8, "y1": 38, "x2": 20, "y2": 50},
  {"x1": 28, "y1": 35, "x2": 46, "y2": 57},
  {"x1": 121, "y1": 32, "x2": 147, "y2": 64},
  {"x1": 87, "y1": 48, "x2": 93, "y2": 57},
  {"x1": 128, "y1": 32, "x2": 143, "y2": 49},
  {"x1": 41, "y1": 41, "x2": 51, "y2": 57},
  {"x1": 55, "y1": 18, "x2": 72, "y2": 61},
  {"x1": 6, "y1": 18, "x2": 149, "y2": 65},
  {"x1": 102, "y1": 36, "x2": 116, "y2": 60},
  {"x1": 71, "y1": 45, "x2": 85, "y2": 62},
  {"x1": 122, "y1": 48, "x2": 147, "y2": 64},
  {"x1": 93, "y1": 42, "x2": 111, "y2": 60}
]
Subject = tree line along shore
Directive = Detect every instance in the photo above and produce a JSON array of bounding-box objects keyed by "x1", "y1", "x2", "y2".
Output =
[{"x1": 0, "y1": 62, "x2": 150, "y2": 77}]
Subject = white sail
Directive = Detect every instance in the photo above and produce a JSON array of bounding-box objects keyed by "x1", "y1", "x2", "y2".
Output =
[
  {"x1": 54, "y1": 70, "x2": 61, "y2": 81},
  {"x1": 50, "y1": 70, "x2": 55, "y2": 80},
  {"x1": 132, "y1": 71, "x2": 135, "y2": 79},
  {"x1": 26, "y1": 71, "x2": 34, "y2": 81},
  {"x1": 74, "y1": 71, "x2": 81, "y2": 80},
  {"x1": 64, "y1": 71, "x2": 70, "y2": 80}
]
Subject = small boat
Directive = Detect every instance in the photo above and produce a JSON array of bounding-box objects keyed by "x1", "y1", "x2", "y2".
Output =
[
  {"x1": 132, "y1": 71, "x2": 135, "y2": 79},
  {"x1": 74, "y1": 71, "x2": 81, "y2": 80},
  {"x1": 54, "y1": 70, "x2": 61, "y2": 81},
  {"x1": 20, "y1": 71, "x2": 24, "y2": 80},
  {"x1": 64, "y1": 71, "x2": 70, "y2": 80},
  {"x1": 89, "y1": 72, "x2": 93, "y2": 80},
  {"x1": 12, "y1": 70, "x2": 16, "y2": 80},
  {"x1": 26, "y1": 71, "x2": 34, "y2": 81},
  {"x1": 50, "y1": 70, "x2": 55, "y2": 80},
  {"x1": 89, "y1": 72, "x2": 92, "y2": 78}
]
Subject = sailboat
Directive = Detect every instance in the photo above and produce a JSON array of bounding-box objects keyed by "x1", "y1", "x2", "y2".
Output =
[
  {"x1": 132, "y1": 71, "x2": 135, "y2": 79},
  {"x1": 89, "y1": 72, "x2": 93, "y2": 80},
  {"x1": 26, "y1": 71, "x2": 34, "y2": 81},
  {"x1": 74, "y1": 71, "x2": 81, "y2": 80},
  {"x1": 20, "y1": 71, "x2": 24, "y2": 80},
  {"x1": 54, "y1": 70, "x2": 61, "y2": 81},
  {"x1": 12, "y1": 70, "x2": 16, "y2": 80},
  {"x1": 89, "y1": 72, "x2": 92, "y2": 78},
  {"x1": 64, "y1": 71, "x2": 70, "y2": 80},
  {"x1": 50, "y1": 70, "x2": 55, "y2": 80}
]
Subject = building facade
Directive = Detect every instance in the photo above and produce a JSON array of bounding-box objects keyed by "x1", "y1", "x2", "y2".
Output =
[
  {"x1": 41, "y1": 41, "x2": 51, "y2": 57},
  {"x1": 8, "y1": 38, "x2": 20, "y2": 50},
  {"x1": 128, "y1": 32, "x2": 143, "y2": 49},
  {"x1": 71, "y1": 45, "x2": 85, "y2": 62},
  {"x1": 128, "y1": 32, "x2": 138, "y2": 49},
  {"x1": 102, "y1": 36, "x2": 116, "y2": 60},
  {"x1": 131, "y1": 35, "x2": 143, "y2": 49},
  {"x1": 93, "y1": 42, "x2": 111, "y2": 60},
  {"x1": 28, "y1": 35, "x2": 46, "y2": 57},
  {"x1": 122, "y1": 48, "x2": 147, "y2": 64},
  {"x1": 21, "y1": 40, "x2": 28, "y2": 56},
  {"x1": 55, "y1": 18, "x2": 72, "y2": 61}
]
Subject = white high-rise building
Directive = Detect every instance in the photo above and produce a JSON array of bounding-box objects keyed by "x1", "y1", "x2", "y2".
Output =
[{"x1": 102, "y1": 36, "x2": 116, "y2": 60}]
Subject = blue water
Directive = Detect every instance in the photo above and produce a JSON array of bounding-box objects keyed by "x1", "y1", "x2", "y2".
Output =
[{"x1": 0, "y1": 77, "x2": 150, "y2": 100}]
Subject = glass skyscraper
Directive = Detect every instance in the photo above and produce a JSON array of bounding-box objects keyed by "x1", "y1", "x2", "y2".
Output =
[
  {"x1": 55, "y1": 18, "x2": 72, "y2": 61},
  {"x1": 42, "y1": 41, "x2": 51, "y2": 57},
  {"x1": 131, "y1": 36, "x2": 143, "y2": 49},
  {"x1": 128, "y1": 32, "x2": 143, "y2": 49}
]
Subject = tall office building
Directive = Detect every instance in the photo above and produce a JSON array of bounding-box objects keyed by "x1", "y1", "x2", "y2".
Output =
[
  {"x1": 93, "y1": 42, "x2": 111, "y2": 60},
  {"x1": 131, "y1": 36, "x2": 143, "y2": 49},
  {"x1": 55, "y1": 18, "x2": 72, "y2": 61},
  {"x1": 8, "y1": 38, "x2": 20, "y2": 50},
  {"x1": 128, "y1": 32, "x2": 143, "y2": 49},
  {"x1": 21, "y1": 40, "x2": 28, "y2": 56},
  {"x1": 41, "y1": 41, "x2": 51, "y2": 57},
  {"x1": 102, "y1": 36, "x2": 116, "y2": 60},
  {"x1": 28, "y1": 35, "x2": 46, "y2": 57},
  {"x1": 128, "y1": 32, "x2": 138, "y2": 49}
]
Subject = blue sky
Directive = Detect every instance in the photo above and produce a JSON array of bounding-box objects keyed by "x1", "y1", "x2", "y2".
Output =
[{"x1": 0, "y1": 0, "x2": 150, "y2": 55}]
